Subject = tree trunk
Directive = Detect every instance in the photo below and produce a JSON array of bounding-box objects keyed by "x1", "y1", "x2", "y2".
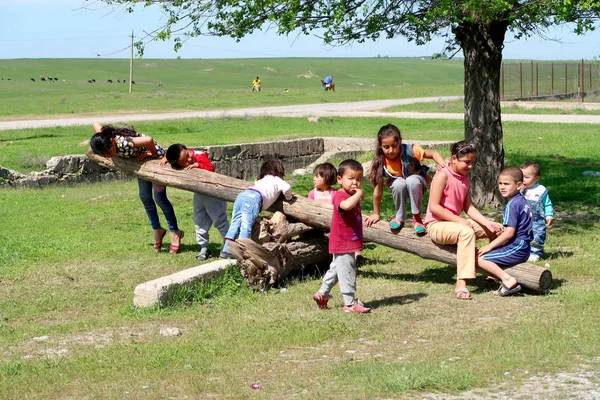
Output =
[{"x1": 455, "y1": 20, "x2": 508, "y2": 207}]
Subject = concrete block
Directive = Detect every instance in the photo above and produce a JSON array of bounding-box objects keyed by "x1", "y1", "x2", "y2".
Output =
[{"x1": 133, "y1": 259, "x2": 237, "y2": 308}]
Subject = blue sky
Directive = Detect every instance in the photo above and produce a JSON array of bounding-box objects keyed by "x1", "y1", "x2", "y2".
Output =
[{"x1": 2, "y1": 0, "x2": 599, "y2": 60}]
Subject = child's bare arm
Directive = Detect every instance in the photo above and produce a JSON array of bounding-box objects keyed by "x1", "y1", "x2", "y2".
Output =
[
  {"x1": 131, "y1": 136, "x2": 158, "y2": 159},
  {"x1": 422, "y1": 149, "x2": 445, "y2": 167},
  {"x1": 365, "y1": 181, "x2": 383, "y2": 226},
  {"x1": 464, "y1": 196, "x2": 503, "y2": 233},
  {"x1": 92, "y1": 122, "x2": 102, "y2": 133},
  {"x1": 339, "y1": 189, "x2": 363, "y2": 211}
]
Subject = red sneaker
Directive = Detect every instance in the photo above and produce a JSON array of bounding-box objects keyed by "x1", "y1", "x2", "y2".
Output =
[
  {"x1": 312, "y1": 292, "x2": 329, "y2": 309},
  {"x1": 343, "y1": 299, "x2": 372, "y2": 313}
]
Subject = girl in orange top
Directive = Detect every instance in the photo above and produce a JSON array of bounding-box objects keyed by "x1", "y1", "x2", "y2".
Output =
[{"x1": 365, "y1": 124, "x2": 445, "y2": 233}]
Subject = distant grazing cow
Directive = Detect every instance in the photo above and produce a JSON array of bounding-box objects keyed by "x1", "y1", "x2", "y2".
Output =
[
  {"x1": 108, "y1": 79, "x2": 113, "y2": 83},
  {"x1": 131, "y1": 80, "x2": 135, "y2": 85},
  {"x1": 158, "y1": 83, "x2": 163, "y2": 87},
  {"x1": 47, "y1": 76, "x2": 52, "y2": 81},
  {"x1": 92, "y1": 79, "x2": 96, "y2": 83},
  {"x1": 87, "y1": 79, "x2": 93, "y2": 83},
  {"x1": 117, "y1": 79, "x2": 120, "y2": 83},
  {"x1": 40, "y1": 77, "x2": 46, "y2": 81},
  {"x1": 53, "y1": 77, "x2": 58, "y2": 81},
  {"x1": 31, "y1": 78, "x2": 35, "y2": 82}
]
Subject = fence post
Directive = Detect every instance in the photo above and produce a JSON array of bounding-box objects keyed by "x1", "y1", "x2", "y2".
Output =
[
  {"x1": 530, "y1": 60, "x2": 534, "y2": 100},
  {"x1": 520, "y1": 62, "x2": 523, "y2": 99},
  {"x1": 536, "y1": 63, "x2": 539, "y2": 97},
  {"x1": 551, "y1": 63, "x2": 554, "y2": 95},
  {"x1": 582, "y1": 59, "x2": 585, "y2": 102},
  {"x1": 565, "y1": 63, "x2": 568, "y2": 95},
  {"x1": 590, "y1": 63, "x2": 593, "y2": 90},
  {"x1": 501, "y1": 62, "x2": 505, "y2": 100}
]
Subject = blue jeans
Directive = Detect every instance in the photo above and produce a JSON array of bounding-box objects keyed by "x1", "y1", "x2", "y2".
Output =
[
  {"x1": 222, "y1": 189, "x2": 262, "y2": 253},
  {"x1": 138, "y1": 178, "x2": 179, "y2": 232}
]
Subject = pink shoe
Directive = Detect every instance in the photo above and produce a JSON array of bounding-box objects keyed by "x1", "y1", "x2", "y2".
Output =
[
  {"x1": 343, "y1": 299, "x2": 372, "y2": 313},
  {"x1": 312, "y1": 292, "x2": 329, "y2": 309}
]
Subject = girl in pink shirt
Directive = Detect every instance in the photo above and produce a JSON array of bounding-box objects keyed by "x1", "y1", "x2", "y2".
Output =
[
  {"x1": 308, "y1": 163, "x2": 338, "y2": 203},
  {"x1": 424, "y1": 141, "x2": 503, "y2": 300}
]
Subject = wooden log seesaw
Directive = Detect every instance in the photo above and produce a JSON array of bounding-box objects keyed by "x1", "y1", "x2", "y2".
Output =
[{"x1": 87, "y1": 152, "x2": 553, "y2": 292}]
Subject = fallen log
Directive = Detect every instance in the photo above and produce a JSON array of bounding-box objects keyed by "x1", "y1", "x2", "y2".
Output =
[{"x1": 87, "y1": 153, "x2": 552, "y2": 291}]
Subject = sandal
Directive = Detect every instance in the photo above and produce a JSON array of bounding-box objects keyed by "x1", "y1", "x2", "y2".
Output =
[
  {"x1": 495, "y1": 283, "x2": 521, "y2": 297},
  {"x1": 455, "y1": 289, "x2": 473, "y2": 300},
  {"x1": 389, "y1": 218, "x2": 404, "y2": 230},
  {"x1": 169, "y1": 230, "x2": 185, "y2": 254},
  {"x1": 153, "y1": 228, "x2": 167, "y2": 253}
]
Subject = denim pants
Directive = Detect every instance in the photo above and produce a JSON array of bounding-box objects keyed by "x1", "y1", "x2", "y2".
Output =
[
  {"x1": 222, "y1": 189, "x2": 262, "y2": 253},
  {"x1": 531, "y1": 217, "x2": 547, "y2": 256},
  {"x1": 138, "y1": 178, "x2": 179, "y2": 232}
]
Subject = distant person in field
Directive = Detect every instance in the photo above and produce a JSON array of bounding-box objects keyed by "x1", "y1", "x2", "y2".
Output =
[
  {"x1": 520, "y1": 161, "x2": 554, "y2": 262},
  {"x1": 365, "y1": 123, "x2": 445, "y2": 234},
  {"x1": 251, "y1": 76, "x2": 261, "y2": 92},
  {"x1": 321, "y1": 75, "x2": 334, "y2": 90},
  {"x1": 166, "y1": 144, "x2": 230, "y2": 261},
  {"x1": 89, "y1": 122, "x2": 184, "y2": 254},
  {"x1": 477, "y1": 167, "x2": 533, "y2": 297}
]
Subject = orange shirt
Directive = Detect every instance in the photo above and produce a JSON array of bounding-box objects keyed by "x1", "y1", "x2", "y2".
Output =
[{"x1": 383, "y1": 144, "x2": 425, "y2": 177}]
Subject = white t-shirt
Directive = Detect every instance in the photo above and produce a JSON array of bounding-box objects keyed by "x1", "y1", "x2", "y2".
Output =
[{"x1": 252, "y1": 175, "x2": 293, "y2": 210}]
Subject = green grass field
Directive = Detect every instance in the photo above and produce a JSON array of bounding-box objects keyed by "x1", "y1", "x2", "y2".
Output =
[
  {"x1": 0, "y1": 58, "x2": 464, "y2": 117},
  {"x1": 1, "y1": 58, "x2": 600, "y2": 399}
]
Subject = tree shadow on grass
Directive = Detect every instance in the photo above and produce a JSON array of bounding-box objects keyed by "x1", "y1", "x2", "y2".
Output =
[{"x1": 369, "y1": 292, "x2": 428, "y2": 309}]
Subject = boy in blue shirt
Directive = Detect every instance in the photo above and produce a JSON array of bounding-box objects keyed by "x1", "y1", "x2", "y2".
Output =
[
  {"x1": 520, "y1": 161, "x2": 554, "y2": 262},
  {"x1": 477, "y1": 167, "x2": 533, "y2": 297}
]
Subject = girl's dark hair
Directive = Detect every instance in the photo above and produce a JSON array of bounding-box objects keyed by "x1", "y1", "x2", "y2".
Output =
[
  {"x1": 313, "y1": 162, "x2": 337, "y2": 187},
  {"x1": 89, "y1": 124, "x2": 138, "y2": 155},
  {"x1": 450, "y1": 140, "x2": 476, "y2": 159},
  {"x1": 258, "y1": 159, "x2": 285, "y2": 179},
  {"x1": 369, "y1": 124, "x2": 402, "y2": 186}
]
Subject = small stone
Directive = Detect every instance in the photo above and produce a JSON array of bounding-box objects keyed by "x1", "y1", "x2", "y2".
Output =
[
  {"x1": 142, "y1": 386, "x2": 149, "y2": 390},
  {"x1": 402, "y1": 340, "x2": 408, "y2": 344},
  {"x1": 448, "y1": 357, "x2": 461, "y2": 362},
  {"x1": 504, "y1": 372, "x2": 511, "y2": 376},
  {"x1": 33, "y1": 336, "x2": 49, "y2": 342},
  {"x1": 160, "y1": 327, "x2": 182, "y2": 337},
  {"x1": 345, "y1": 350, "x2": 356, "y2": 354},
  {"x1": 279, "y1": 288, "x2": 288, "y2": 293},
  {"x1": 545, "y1": 263, "x2": 551, "y2": 268}
]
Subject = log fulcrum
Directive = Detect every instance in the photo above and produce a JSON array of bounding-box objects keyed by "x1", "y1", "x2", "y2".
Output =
[{"x1": 87, "y1": 153, "x2": 552, "y2": 292}]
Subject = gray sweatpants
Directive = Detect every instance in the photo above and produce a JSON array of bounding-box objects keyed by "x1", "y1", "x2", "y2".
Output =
[
  {"x1": 193, "y1": 193, "x2": 230, "y2": 250},
  {"x1": 319, "y1": 253, "x2": 357, "y2": 306},
  {"x1": 388, "y1": 174, "x2": 427, "y2": 222}
]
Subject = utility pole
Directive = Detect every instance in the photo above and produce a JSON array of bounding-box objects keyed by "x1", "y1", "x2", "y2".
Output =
[{"x1": 129, "y1": 30, "x2": 134, "y2": 94}]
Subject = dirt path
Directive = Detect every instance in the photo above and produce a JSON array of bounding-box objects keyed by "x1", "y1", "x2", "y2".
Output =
[{"x1": 2, "y1": 96, "x2": 600, "y2": 131}]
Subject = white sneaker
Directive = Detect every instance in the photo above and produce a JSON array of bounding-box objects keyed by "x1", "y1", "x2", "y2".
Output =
[{"x1": 528, "y1": 254, "x2": 540, "y2": 262}]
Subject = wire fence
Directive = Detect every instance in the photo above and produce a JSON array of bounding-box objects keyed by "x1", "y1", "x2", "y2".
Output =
[{"x1": 501, "y1": 60, "x2": 600, "y2": 102}]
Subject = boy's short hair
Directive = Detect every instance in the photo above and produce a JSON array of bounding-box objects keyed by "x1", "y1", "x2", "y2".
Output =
[
  {"x1": 313, "y1": 163, "x2": 337, "y2": 186},
  {"x1": 520, "y1": 161, "x2": 541, "y2": 177},
  {"x1": 338, "y1": 159, "x2": 363, "y2": 177},
  {"x1": 500, "y1": 166, "x2": 524, "y2": 183},
  {"x1": 166, "y1": 143, "x2": 187, "y2": 169}
]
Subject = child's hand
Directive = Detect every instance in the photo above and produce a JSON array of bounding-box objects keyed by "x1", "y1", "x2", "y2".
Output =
[
  {"x1": 184, "y1": 163, "x2": 199, "y2": 170},
  {"x1": 546, "y1": 217, "x2": 553, "y2": 227},
  {"x1": 159, "y1": 157, "x2": 169, "y2": 167},
  {"x1": 457, "y1": 217, "x2": 472, "y2": 228},
  {"x1": 364, "y1": 214, "x2": 380, "y2": 227},
  {"x1": 478, "y1": 244, "x2": 492, "y2": 256},
  {"x1": 486, "y1": 221, "x2": 504, "y2": 234},
  {"x1": 137, "y1": 152, "x2": 152, "y2": 161}
]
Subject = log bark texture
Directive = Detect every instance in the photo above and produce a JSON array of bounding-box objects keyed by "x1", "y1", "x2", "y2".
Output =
[{"x1": 87, "y1": 152, "x2": 552, "y2": 291}]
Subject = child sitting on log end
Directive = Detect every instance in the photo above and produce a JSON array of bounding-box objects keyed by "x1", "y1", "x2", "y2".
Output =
[
  {"x1": 89, "y1": 122, "x2": 184, "y2": 254},
  {"x1": 313, "y1": 159, "x2": 371, "y2": 313},
  {"x1": 477, "y1": 167, "x2": 533, "y2": 297},
  {"x1": 166, "y1": 144, "x2": 230, "y2": 261},
  {"x1": 220, "y1": 159, "x2": 293, "y2": 259}
]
